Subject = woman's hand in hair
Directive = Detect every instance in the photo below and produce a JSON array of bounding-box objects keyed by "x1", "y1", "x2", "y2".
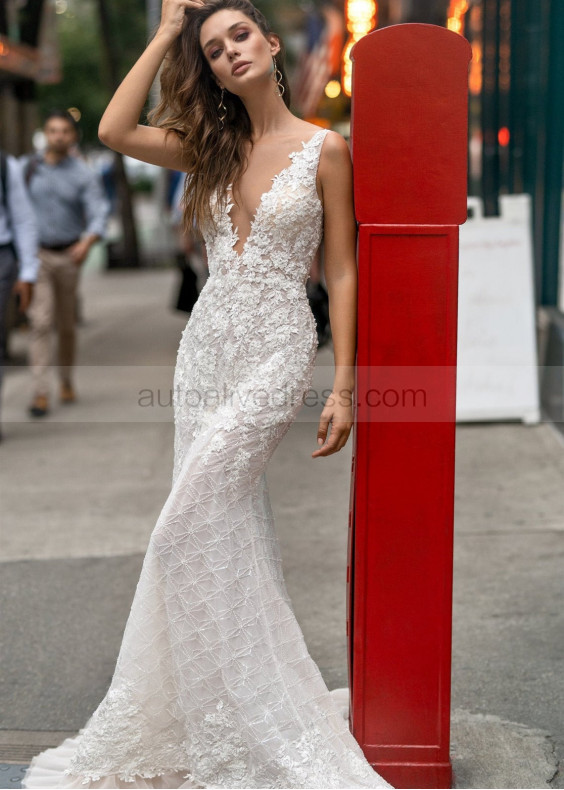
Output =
[
  {"x1": 158, "y1": 0, "x2": 206, "y2": 42},
  {"x1": 98, "y1": 0, "x2": 200, "y2": 169}
]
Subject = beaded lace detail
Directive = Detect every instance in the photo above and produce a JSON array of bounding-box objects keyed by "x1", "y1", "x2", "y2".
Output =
[{"x1": 55, "y1": 128, "x2": 393, "y2": 788}]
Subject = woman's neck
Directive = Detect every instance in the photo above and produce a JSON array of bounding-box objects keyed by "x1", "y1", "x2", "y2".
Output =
[{"x1": 239, "y1": 86, "x2": 295, "y2": 142}]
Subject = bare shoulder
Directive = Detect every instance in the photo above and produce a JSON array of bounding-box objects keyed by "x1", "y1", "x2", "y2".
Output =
[
  {"x1": 318, "y1": 130, "x2": 352, "y2": 181},
  {"x1": 314, "y1": 130, "x2": 353, "y2": 208},
  {"x1": 320, "y1": 129, "x2": 351, "y2": 160}
]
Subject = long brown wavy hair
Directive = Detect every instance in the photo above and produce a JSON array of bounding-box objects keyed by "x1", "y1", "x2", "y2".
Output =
[{"x1": 147, "y1": 0, "x2": 292, "y2": 238}]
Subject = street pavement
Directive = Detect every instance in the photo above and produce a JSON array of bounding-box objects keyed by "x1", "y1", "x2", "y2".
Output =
[{"x1": 0, "y1": 256, "x2": 562, "y2": 789}]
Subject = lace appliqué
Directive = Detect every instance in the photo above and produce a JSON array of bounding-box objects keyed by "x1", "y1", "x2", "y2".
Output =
[
  {"x1": 184, "y1": 698, "x2": 387, "y2": 789},
  {"x1": 187, "y1": 700, "x2": 250, "y2": 787},
  {"x1": 63, "y1": 683, "x2": 189, "y2": 783},
  {"x1": 274, "y1": 727, "x2": 368, "y2": 789}
]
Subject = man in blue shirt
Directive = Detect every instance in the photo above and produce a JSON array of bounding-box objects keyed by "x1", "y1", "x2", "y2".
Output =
[
  {"x1": 0, "y1": 151, "x2": 41, "y2": 441},
  {"x1": 23, "y1": 110, "x2": 110, "y2": 417}
]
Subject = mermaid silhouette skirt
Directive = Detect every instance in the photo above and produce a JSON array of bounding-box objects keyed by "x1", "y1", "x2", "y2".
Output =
[{"x1": 21, "y1": 128, "x2": 393, "y2": 789}]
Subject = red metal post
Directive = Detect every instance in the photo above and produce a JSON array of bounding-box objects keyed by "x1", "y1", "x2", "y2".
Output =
[{"x1": 346, "y1": 24, "x2": 472, "y2": 789}]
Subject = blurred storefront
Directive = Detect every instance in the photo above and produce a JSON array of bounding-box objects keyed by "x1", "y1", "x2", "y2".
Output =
[
  {"x1": 446, "y1": 0, "x2": 563, "y2": 316},
  {"x1": 0, "y1": 0, "x2": 61, "y2": 154},
  {"x1": 302, "y1": 0, "x2": 563, "y2": 317}
]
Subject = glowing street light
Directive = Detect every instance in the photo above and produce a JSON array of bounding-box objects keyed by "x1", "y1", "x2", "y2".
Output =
[
  {"x1": 342, "y1": 0, "x2": 377, "y2": 97},
  {"x1": 325, "y1": 79, "x2": 341, "y2": 99},
  {"x1": 447, "y1": 0, "x2": 469, "y2": 34}
]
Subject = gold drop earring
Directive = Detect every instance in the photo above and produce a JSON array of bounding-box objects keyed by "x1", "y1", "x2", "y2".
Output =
[
  {"x1": 217, "y1": 87, "x2": 227, "y2": 130},
  {"x1": 272, "y1": 56, "x2": 284, "y2": 97}
]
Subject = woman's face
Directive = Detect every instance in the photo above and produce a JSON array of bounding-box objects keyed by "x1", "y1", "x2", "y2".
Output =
[{"x1": 200, "y1": 9, "x2": 279, "y2": 95}]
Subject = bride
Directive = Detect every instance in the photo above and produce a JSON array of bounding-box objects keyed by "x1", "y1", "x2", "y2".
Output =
[{"x1": 22, "y1": 0, "x2": 393, "y2": 787}]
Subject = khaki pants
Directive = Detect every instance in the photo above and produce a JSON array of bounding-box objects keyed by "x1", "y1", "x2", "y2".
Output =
[{"x1": 28, "y1": 247, "x2": 81, "y2": 397}]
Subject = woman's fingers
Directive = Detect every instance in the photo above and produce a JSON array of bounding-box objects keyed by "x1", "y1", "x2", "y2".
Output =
[
  {"x1": 159, "y1": 0, "x2": 204, "y2": 40},
  {"x1": 312, "y1": 390, "x2": 354, "y2": 457},
  {"x1": 311, "y1": 421, "x2": 352, "y2": 457},
  {"x1": 316, "y1": 413, "x2": 331, "y2": 447}
]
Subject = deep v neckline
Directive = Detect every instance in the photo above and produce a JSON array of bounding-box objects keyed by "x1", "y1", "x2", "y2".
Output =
[{"x1": 225, "y1": 128, "x2": 326, "y2": 260}]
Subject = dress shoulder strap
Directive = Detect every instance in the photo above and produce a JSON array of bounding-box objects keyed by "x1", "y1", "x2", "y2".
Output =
[{"x1": 294, "y1": 128, "x2": 331, "y2": 178}]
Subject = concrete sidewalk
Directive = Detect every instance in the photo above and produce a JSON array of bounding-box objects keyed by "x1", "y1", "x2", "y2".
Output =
[{"x1": 0, "y1": 263, "x2": 562, "y2": 789}]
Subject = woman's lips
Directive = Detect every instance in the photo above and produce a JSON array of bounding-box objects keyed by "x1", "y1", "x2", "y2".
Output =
[{"x1": 232, "y1": 62, "x2": 251, "y2": 75}]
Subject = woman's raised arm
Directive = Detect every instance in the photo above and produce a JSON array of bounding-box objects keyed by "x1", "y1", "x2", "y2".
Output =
[{"x1": 98, "y1": 0, "x2": 204, "y2": 170}]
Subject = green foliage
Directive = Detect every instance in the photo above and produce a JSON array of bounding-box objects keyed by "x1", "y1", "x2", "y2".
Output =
[{"x1": 37, "y1": 0, "x2": 148, "y2": 146}]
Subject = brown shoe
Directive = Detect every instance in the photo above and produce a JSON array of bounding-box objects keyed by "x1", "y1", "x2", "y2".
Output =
[
  {"x1": 60, "y1": 381, "x2": 76, "y2": 403},
  {"x1": 29, "y1": 394, "x2": 49, "y2": 417}
]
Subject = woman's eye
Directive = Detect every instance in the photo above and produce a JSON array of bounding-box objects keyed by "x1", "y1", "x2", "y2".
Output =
[{"x1": 210, "y1": 31, "x2": 248, "y2": 59}]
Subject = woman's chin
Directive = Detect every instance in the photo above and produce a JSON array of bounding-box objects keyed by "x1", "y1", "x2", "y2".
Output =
[{"x1": 228, "y1": 75, "x2": 273, "y2": 99}]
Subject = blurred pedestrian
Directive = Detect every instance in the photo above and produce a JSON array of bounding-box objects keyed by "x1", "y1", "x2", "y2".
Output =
[
  {"x1": 100, "y1": 155, "x2": 118, "y2": 215},
  {"x1": 170, "y1": 171, "x2": 208, "y2": 313},
  {"x1": 23, "y1": 109, "x2": 111, "y2": 417},
  {"x1": 306, "y1": 246, "x2": 331, "y2": 348},
  {"x1": 0, "y1": 150, "x2": 40, "y2": 442}
]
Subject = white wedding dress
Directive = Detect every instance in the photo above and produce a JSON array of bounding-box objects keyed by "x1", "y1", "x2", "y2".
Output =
[{"x1": 21, "y1": 128, "x2": 393, "y2": 789}]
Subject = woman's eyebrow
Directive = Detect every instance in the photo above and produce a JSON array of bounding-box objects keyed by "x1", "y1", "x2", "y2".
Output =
[{"x1": 203, "y1": 22, "x2": 246, "y2": 51}]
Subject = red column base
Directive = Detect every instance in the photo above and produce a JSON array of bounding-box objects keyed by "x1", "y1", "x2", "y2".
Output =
[{"x1": 373, "y1": 761, "x2": 452, "y2": 789}]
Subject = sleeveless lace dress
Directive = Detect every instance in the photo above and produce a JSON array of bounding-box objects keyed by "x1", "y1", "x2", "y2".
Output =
[{"x1": 21, "y1": 128, "x2": 393, "y2": 789}]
